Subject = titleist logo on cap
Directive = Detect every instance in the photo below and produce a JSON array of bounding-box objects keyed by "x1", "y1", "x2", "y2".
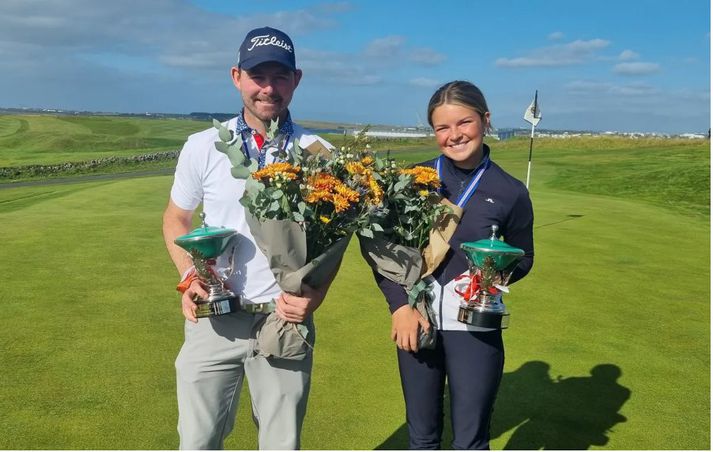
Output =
[{"x1": 246, "y1": 34, "x2": 293, "y2": 53}]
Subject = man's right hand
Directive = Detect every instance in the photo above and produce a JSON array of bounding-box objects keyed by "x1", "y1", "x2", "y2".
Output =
[
  {"x1": 391, "y1": 304, "x2": 430, "y2": 353},
  {"x1": 182, "y1": 280, "x2": 208, "y2": 323}
]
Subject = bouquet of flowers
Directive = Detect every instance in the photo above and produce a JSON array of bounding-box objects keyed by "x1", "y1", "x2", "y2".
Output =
[
  {"x1": 214, "y1": 120, "x2": 383, "y2": 359},
  {"x1": 358, "y1": 155, "x2": 463, "y2": 348}
]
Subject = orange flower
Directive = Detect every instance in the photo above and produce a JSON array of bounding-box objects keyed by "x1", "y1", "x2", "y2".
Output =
[
  {"x1": 401, "y1": 166, "x2": 441, "y2": 188},
  {"x1": 307, "y1": 172, "x2": 340, "y2": 191},
  {"x1": 361, "y1": 155, "x2": 374, "y2": 166},
  {"x1": 304, "y1": 189, "x2": 331, "y2": 204},
  {"x1": 334, "y1": 184, "x2": 360, "y2": 203},
  {"x1": 366, "y1": 176, "x2": 384, "y2": 205},
  {"x1": 332, "y1": 194, "x2": 351, "y2": 212},
  {"x1": 252, "y1": 162, "x2": 301, "y2": 181},
  {"x1": 346, "y1": 162, "x2": 367, "y2": 175}
]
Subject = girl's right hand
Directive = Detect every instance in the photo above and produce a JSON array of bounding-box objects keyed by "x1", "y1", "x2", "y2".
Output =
[{"x1": 391, "y1": 305, "x2": 430, "y2": 352}]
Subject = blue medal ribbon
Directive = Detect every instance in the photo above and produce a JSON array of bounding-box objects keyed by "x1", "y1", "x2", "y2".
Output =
[{"x1": 436, "y1": 154, "x2": 491, "y2": 208}]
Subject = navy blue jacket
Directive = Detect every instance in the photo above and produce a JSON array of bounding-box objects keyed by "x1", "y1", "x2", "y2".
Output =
[{"x1": 376, "y1": 145, "x2": 535, "y2": 313}]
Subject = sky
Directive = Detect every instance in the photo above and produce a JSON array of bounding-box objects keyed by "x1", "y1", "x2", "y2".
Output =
[{"x1": 0, "y1": 0, "x2": 710, "y2": 133}]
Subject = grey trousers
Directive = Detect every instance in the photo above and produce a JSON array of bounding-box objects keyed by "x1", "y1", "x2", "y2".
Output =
[{"x1": 175, "y1": 311, "x2": 314, "y2": 450}]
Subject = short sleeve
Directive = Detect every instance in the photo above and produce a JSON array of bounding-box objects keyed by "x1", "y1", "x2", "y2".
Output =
[{"x1": 170, "y1": 139, "x2": 205, "y2": 211}]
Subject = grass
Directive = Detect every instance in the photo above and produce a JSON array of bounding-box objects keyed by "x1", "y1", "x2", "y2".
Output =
[
  {"x1": 0, "y1": 115, "x2": 207, "y2": 166},
  {"x1": 0, "y1": 118, "x2": 709, "y2": 449}
]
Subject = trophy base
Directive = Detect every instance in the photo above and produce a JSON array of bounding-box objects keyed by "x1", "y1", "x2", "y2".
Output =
[
  {"x1": 195, "y1": 294, "x2": 241, "y2": 318},
  {"x1": 457, "y1": 306, "x2": 510, "y2": 329}
]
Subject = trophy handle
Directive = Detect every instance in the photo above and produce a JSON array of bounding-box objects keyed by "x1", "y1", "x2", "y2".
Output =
[{"x1": 219, "y1": 235, "x2": 240, "y2": 282}]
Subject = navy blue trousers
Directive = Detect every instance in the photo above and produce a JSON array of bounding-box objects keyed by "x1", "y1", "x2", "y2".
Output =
[{"x1": 396, "y1": 330, "x2": 504, "y2": 450}]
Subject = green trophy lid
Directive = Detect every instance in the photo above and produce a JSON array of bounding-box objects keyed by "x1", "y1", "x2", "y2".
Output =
[
  {"x1": 174, "y1": 213, "x2": 237, "y2": 259},
  {"x1": 461, "y1": 225, "x2": 525, "y2": 270}
]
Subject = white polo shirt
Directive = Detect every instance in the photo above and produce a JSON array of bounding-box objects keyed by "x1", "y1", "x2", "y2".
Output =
[{"x1": 170, "y1": 116, "x2": 332, "y2": 304}]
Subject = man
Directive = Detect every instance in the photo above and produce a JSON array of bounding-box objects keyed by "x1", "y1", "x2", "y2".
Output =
[{"x1": 162, "y1": 26, "x2": 333, "y2": 450}]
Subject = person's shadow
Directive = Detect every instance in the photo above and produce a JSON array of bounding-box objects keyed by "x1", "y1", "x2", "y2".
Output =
[{"x1": 376, "y1": 361, "x2": 630, "y2": 450}]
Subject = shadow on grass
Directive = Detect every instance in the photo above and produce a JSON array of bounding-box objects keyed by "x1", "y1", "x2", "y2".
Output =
[
  {"x1": 535, "y1": 214, "x2": 585, "y2": 230},
  {"x1": 375, "y1": 361, "x2": 630, "y2": 450}
]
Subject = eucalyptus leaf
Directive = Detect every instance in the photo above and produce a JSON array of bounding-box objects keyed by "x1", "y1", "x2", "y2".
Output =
[
  {"x1": 266, "y1": 119, "x2": 280, "y2": 141},
  {"x1": 297, "y1": 201, "x2": 306, "y2": 214},
  {"x1": 393, "y1": 179, "x2": 410, "y2": 192},
  {"x1": 269, "y1": 200, "x2": 280, "y2": 211},
  {"x1": 218, "y1": 125, "x2": 233, "y2": 143},
  {"x1": 293, "y1": 212, "x2": 305, "y2": 222},
  {"x1": 231, "y1": 165, "x2": 252, "y2": 179},
  {"x1": 239, "y1": 196, "x2": 251, "y2": 208},
  {"x1": 279, "y1": 196, "x2": 290, "y2": 213},
  {"x1": 292, "y1": 141, "x2": 304, "y2": 164},
  {"x1": 271, "y1": 189, "x2": 284, "y2": 200},
  {"x1": 360, "y1": 228, "x2": 374, "y2": 238},
  {"x1": 371, "y1": 223, "x2": 384, "y2": 232},
  {"x1": 214, "y1": 141, "x2": 229, "y2": 153}
]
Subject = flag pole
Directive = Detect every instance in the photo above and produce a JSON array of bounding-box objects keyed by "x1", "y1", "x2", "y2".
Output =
[
  {"x1": 526, "y1": 121, "x2": 535, "y2": 189},
  {"x1": 523, "y1": 90, "x2": 540, "y2": 190}
]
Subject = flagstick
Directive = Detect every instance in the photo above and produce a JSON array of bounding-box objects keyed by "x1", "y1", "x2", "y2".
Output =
[{"x1": 526, "y1": 122, "x2": 535, "y2": 189}]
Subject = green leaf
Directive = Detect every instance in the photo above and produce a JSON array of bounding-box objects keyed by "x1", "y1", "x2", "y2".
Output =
[
  {"x1": 371, "y1": 223, "x2": 384, "y2": 232},
  {"x1": 231, "y1": 165, "x2": 252, "y2": 179},
  {"x1": 247, "y1": 159, "x2": 258, "y2": 172},
  {"x1": 271, "y1": 189, "x2": 284, "y2": 200},
  {"x1": 245, "y1": 176, "x2": 262, "y2": 191},
  {"x1": 218, "y1": 124, "x2": 232, "y2": 143},
  {"x1": 393, "y1": 175, "x2": 410, "y2": 192},
  {"x1": 292, "y1": 139, "x2": 304, "y2": 164},
  {"x1": 293, "y1": 212, "x2": 305, "y2": 222},
  {"x1": 280, "y1": 195, "x2": 290, "y2": 213},
  {"x1": 360, "y1": 228, "x2": 374, "y2": 238},
  {"x1": 266, "y1": 119, "x2": 279, "y2": 141},
  {"x1": 223, "y1": 147, "x2": 247, "y2": 168},
  {"x1": 269, "y1": 200, "x2": 280, "y2": 211},
  {"x1": 214, "y1": 141, "x2": 229, "y2": 153}
]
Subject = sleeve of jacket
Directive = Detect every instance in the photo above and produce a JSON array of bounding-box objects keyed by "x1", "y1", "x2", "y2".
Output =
[
  {"x1": 373, "y1": 271, "x2": 410, "y2": 313},
  {"x1": 503, "y1": 185, "x2": 534, "y2": 285}
]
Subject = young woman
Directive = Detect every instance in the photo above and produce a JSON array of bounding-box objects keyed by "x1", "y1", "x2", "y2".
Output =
[{"x1": 374, "y1": 80, "x2": 535, "y2": 449}]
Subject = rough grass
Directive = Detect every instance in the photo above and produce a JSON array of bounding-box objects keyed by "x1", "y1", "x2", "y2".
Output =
[{"x1": 0, "y1": 115, "x2": 207, "y2": 166}]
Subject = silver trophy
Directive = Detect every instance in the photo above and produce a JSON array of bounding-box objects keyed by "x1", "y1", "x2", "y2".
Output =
[
  {"x1": 456, "y1": 225, "x2": 524, "y2": 329},
  {"x1": 174, "y1": 213, "x2": 240, "y2": 317}
]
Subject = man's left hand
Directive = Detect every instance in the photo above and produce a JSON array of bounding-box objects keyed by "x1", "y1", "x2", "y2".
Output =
[{"x1": 276, "y1": 284, "x2": 327, "y2": 323}]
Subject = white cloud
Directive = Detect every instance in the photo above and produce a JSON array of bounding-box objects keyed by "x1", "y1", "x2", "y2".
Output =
[
  {"x1": 496, "y1": 38, "x2": 611, "y2": 68},
  {"x1": 613, "y1": 62, "x2": 661, "y2": 75},
  {"x1": 618, "y1": 50, "x2": 639, "y2": 61},
  {"x1": 408, "y1": 47, "x2": 447, "y2": 66},
  {"x1": 409, "y1": 77, "x2": 440, "y2": 88},
  {"x1": 363, "y1": 35, "x2": 406, "y2": 58},
  {"x1": 0, "y1": 0, "x2": 343, "y2": 73},
  {"x1": 565, "y1": 80, "x2": 659, "y2": 96},
  {"x1": 548, "y1": 31, "x2": 565, "y2": 41}
]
